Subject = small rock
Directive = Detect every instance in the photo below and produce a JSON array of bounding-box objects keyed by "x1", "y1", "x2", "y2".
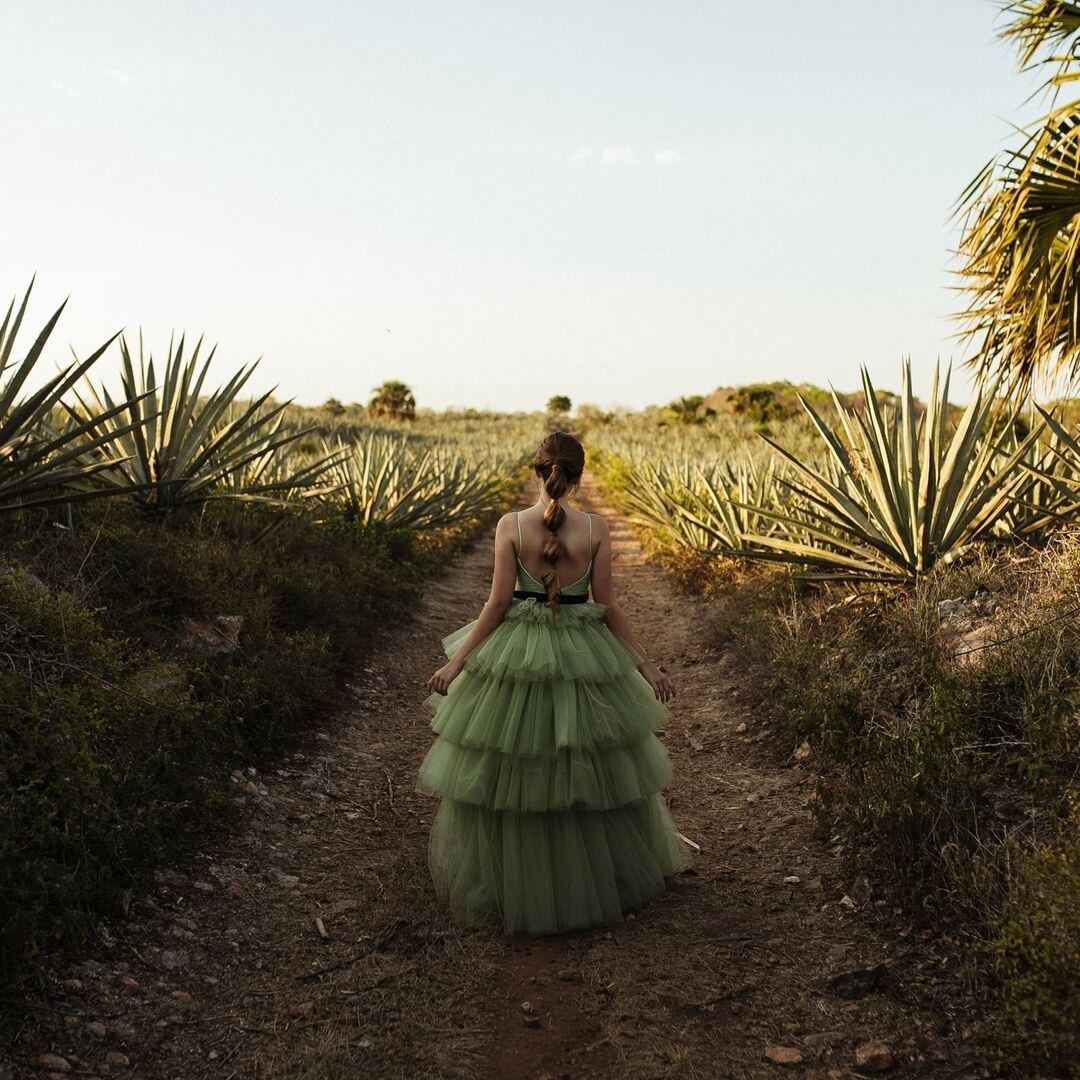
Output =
[
  {"x1": 38, "y1": 1055, "x2": 70, "y2": 1072},
  {"x1": 793, "y1": 740, "x2": 813, "y2": 762},
  {"x1": 170, "y1": 990, "x2": 193, "y2": 1002},
  {"x1": 838, "y1": 894, "x2": 857, "y2": 911},
  {"x1": 57, "y1": 978, "x2": 83, "y2": 993},
  {"x1": 208, "y1": 1050, "x2": 220, "y2": 1060},
  {"x1": 86, "y1": 1021, "x2": 108, "y2": 1038},
  {"x1": 116, "y1": 975, "x2": 140, "y2": 992},
  {"x1": 192, "y1": 880, "x2": 215, "y2": 893},
  {"x1": 290, "y1": 1000, "x2": 314, "y2": 1018},
  {"x1": 241, "y1": 781, "x2": 260, "y2": 797},
  {"x1": 106, "y1": 1020, "x2": 137, "y2": 1041},
  {"x1": 226, "y1": 881, "x2": 244, "y2": 898},
  {"x1": 105, "y1": 1052, "x2": 130, "y2": 1067},
  {"x1": 274, "y1": 871, "x2": 300, "y2": 888},
  {"x1": 557, "y1": 968, "x2": 582, "y2": 982},
  {"x1": 735, "y1": 722, "x2": 748, "y2": 734},
  {"x1": 764, "y1": 1045, "x2": 804, "y2": 1066},
  {"x1": 854, "y1": 1041, "x2": 894, "y2": 1072},
  {"x1": 159, "y1": 949, "x2": 190, "y2": 971},
  {"x1": 783, "y1": 875, "x2": 801, "y2": 885}
]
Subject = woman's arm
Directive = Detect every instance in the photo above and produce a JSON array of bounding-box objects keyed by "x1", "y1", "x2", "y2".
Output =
[
  {"x1": 426, "y1": 513, "x2": 518, "y2": 695},
  {"x1": 588, "y1": 515, "x2": 675, "y2": 703}
]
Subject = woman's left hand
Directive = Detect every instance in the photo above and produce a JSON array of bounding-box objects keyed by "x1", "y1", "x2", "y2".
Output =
[{"x1": 426, "y1": 660, "x2": 463, "y2": 695}]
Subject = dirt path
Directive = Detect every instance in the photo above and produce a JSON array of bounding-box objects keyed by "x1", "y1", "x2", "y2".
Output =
[{"x1": 3, "y1": 475, "x2": 967, "y2": 1079}]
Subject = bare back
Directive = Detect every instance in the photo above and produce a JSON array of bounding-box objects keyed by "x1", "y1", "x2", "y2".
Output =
[{"x1": 514, "y1": 505, "x2": 597, "y2": 591}]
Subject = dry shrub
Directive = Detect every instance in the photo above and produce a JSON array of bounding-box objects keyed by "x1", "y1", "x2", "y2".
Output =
[{"x1": 755, "y1": 535, "x2": 1080, "y2": 1072}]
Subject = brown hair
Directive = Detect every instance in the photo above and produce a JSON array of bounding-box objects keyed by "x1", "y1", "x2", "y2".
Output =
[{"x1": 533, "y1": 431, "x2": 586, "y2": 610}]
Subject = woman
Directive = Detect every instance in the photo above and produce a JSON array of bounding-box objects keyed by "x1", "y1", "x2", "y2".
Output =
[{"x1": 416, "y1": 430, "x2": 692, "y2": 935}]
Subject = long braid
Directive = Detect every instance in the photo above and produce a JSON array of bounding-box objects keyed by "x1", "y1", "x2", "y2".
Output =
[
  {"x1": 539, "y1": 461, "x2": 568, "y2": 608},
  {"x1": 532, "y1": 432, "x2": 585, "y2": 612}
]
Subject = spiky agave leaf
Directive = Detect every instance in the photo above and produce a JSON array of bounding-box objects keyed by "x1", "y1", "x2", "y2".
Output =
[
  {"x1": 0, "y1": 280, "x2": 148, "y2": 511},
  {"x1": 319, "y1": 432, "x2": 507, "y2": 530},
  {"x1": 1016, "y1": 399, "x2": 1080, "y2": 520},
  {"x1": 729, "y1": 361, "x2": 1047, "y2": 582},
  {"x1": 70, "y1": 333, "x2": 321, "y2": 514},
  {"x1": 669, "y1": 458, "x2": 788, "y2": 552}
]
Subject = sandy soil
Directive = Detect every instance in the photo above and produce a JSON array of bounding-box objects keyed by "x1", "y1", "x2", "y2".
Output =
[{"x1": 1, "y1": 474, "x2": 975, "y2": 1080}]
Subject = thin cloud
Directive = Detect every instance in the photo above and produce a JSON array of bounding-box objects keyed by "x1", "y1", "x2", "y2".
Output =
[
  {"x1": 653, "y1": 150, "x2": 687, "y2": 165},
  {"x1": 107, "y1": 68, "x2": 132, "y2": 85},
  {"x1": 570, "y1": 148, "x2": 594, "y2": 161},
  {"x1": 51, "y1": 81, "x2": 82, "y2": 99},
  {"x1": 600, "y1": 147, "x2": 637, "y2": 163}
]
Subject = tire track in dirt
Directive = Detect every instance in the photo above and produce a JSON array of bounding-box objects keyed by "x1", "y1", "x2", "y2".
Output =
[{"x1": 4, "y1": 476, "x2": 963, "y2": 1079}]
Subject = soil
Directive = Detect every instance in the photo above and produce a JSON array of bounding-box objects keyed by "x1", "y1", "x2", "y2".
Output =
[{"x1": 1, "y1": 474, "x2": 978, "y2": 1079}]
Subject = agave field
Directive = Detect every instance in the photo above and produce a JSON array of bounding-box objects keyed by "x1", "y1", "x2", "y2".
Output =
[
  {"x1": 592, "y1": 361, "x2": 1080, "y2": 583},
  {"x1": 1, "y1": 282, "x2": 531, "y2": 532}
]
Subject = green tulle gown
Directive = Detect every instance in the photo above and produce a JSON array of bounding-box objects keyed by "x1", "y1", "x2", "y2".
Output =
[{"x1": 416, "y1": 512, "x2": 692, "y2": 936}]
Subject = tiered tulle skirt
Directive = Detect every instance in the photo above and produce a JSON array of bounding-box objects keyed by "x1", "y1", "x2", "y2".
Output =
[{"x1": 416, "y1": 598, "x2": 692, "y2": 935}]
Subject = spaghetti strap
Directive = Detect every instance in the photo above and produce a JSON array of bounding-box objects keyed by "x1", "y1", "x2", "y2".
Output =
[
  {"x1": 515, "y1": 511, "x2": 522, "y2": 556},
  {"x1": 587, "y1": 513, "x2": 594, "y2": 560}
]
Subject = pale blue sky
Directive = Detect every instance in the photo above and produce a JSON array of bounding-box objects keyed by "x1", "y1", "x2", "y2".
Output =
[{"x1": 1, "y1": 2, "x2": 1043, "y2": 411}]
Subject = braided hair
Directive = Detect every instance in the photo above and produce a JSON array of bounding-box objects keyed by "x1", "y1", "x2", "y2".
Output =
[{"x1": 532, "y1": 431, "x2": 586, "y2": 610}]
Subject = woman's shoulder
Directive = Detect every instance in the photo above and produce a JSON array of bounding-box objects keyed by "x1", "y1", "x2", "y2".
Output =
[{"x1": 582, "y1": 508, "x2": 610, "y2": 533}]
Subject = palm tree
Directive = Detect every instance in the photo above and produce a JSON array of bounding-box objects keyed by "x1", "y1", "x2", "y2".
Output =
[
  {"x1": 368, "y1": 380, "x2": 416, "y2": 421},
  {"x1": 956, "y1": 2, "x2": 1080, "y2": 390}
]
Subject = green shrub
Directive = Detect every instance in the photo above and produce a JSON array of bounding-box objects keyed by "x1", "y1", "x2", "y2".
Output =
[
  {"x1": 988, "y1": 802, "x2": 1080, "y2": 1079},
  {"x1": 0, "y1": 574, "x2": 204, "y2": 979},
  {"x1": 0, "y1": 493, "x2": 500, "y2": 990}
]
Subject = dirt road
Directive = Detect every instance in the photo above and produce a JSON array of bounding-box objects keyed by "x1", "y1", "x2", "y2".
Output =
[{"x1": 3, "y1": 474, "x2": 964, "y2": 1079}]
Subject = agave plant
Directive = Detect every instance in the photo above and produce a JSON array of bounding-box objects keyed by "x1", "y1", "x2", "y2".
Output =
[
  {"x1": 606, "y1": 458, "x2": 700, "y2": 546},
  {"x1": 1016, "y1": 401, "x2": 1080, "y2": 522},
  {"x1": 731, "y1": 362, "x2": 1047, "y2": 582},
  {"x1": 0, "y1": 281, "x2": 146, "y2": 511},
  {"x1": 321, "y1": 432, "x2": 507, "y2": 530},
  {"x1": 71, "y1": 333, "x2": 324, "y2": 515},
  {"x1": 671, "y1": 458, "x2": 787, "y2": 552}
]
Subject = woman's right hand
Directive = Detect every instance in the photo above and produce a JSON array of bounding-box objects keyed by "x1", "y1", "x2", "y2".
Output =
[{"x1": 639, "y1": 660, "x2": 675, "y2": 703}]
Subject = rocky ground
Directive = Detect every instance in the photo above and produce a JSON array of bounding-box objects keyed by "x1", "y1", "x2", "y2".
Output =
[{"x1": 1, "y1": 475, "x2": 981, "y2": 1079}]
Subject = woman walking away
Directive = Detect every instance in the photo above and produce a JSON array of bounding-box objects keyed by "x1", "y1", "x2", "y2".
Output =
[{"x1": 416, "y1": 431, "x2": 692, "y2": 935}]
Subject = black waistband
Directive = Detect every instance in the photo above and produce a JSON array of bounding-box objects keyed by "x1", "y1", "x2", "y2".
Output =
[{"x1": 513, "y1": 590, "x2": 588, "y2": 605}]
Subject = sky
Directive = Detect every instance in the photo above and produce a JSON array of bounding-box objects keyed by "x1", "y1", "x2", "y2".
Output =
[{"x1": 0, "y1": 1, "x2": 1047, "y2": 412}]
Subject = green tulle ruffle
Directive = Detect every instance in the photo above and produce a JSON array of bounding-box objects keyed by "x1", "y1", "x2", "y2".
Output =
[
  {"x1": 427, "y1": 795, "x2": 691, "y2": 935},
  {"x1": 418, "y1": 597, "x2": 692, "y2": 935}
]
